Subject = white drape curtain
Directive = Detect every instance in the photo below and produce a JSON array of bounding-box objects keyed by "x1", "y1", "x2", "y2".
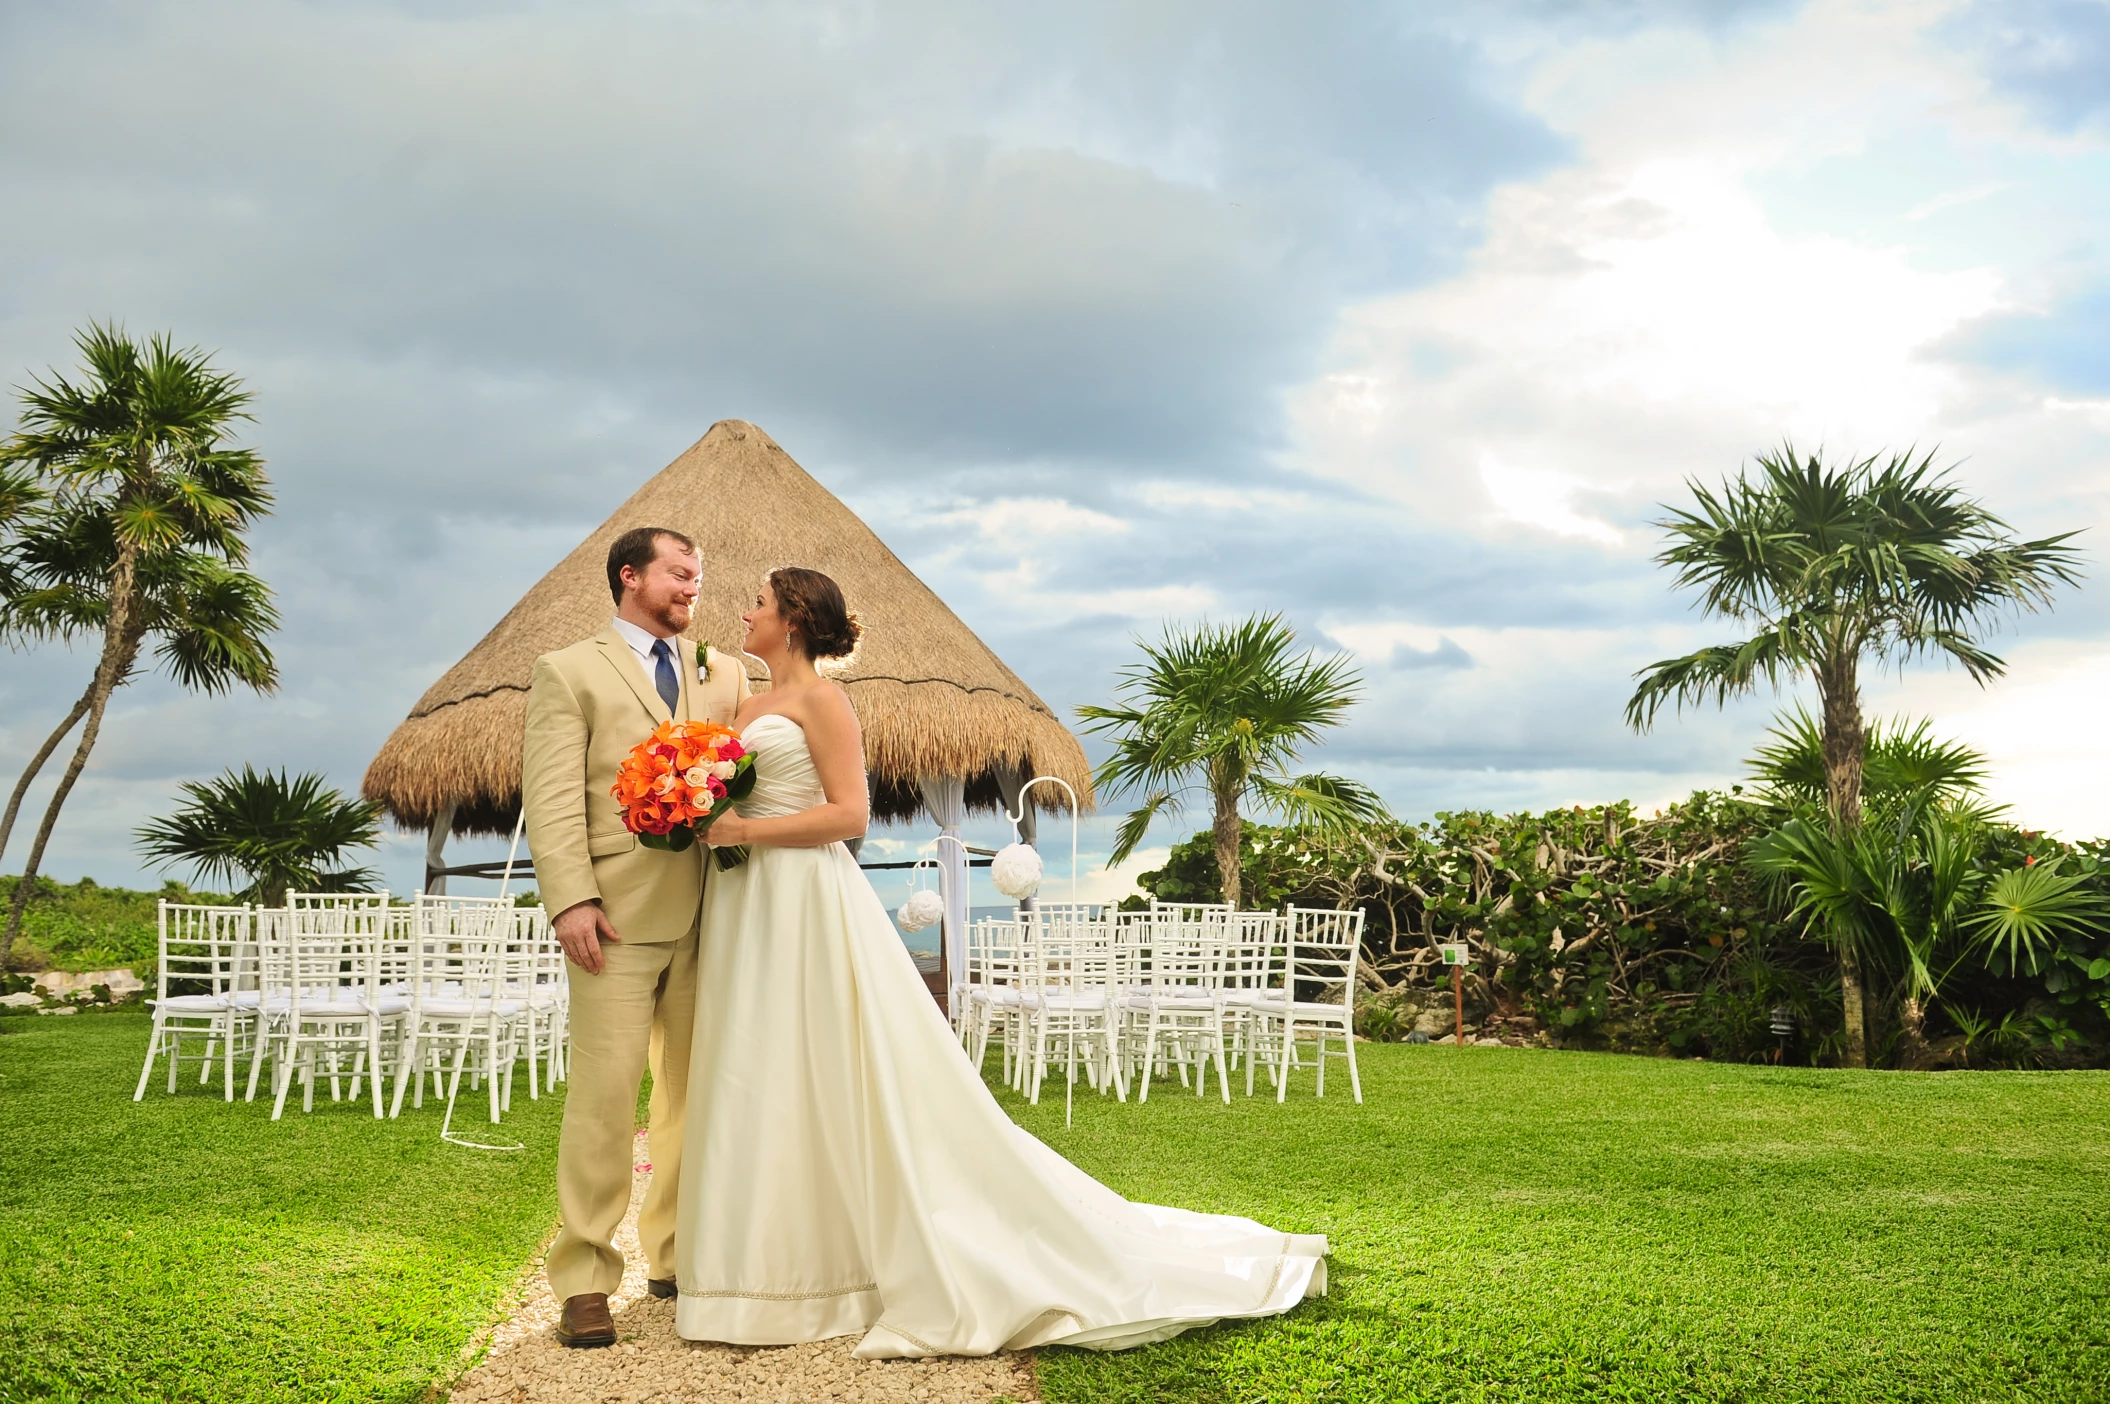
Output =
[
  {"x1": 993, "y1": 764, "x2": 1037, "y2": 848},
  {"x1": 424, "y1": 800, "x2": 456, "y2": 896},
  {"x1": 917, "y1": 775, "x2": 967, "y2": 991}
]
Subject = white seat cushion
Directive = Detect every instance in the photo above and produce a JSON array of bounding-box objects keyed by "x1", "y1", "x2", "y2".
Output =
[
  {"x1": 1035, "y1": 992, "x2": 1107, "y2": 1011},
  {"x1": 1259, "y1": 1000, "x2": 1351, "y2": 1019},
  {"x1": 290, "y1": 1000, "x2": 372, "y2": 1018},
  {"x1": 152, "y1": 994, "x2": 228, "y2": 1013},
  {"x1": 419, "y1": 998, "x2": 524, "y2": 1018}
]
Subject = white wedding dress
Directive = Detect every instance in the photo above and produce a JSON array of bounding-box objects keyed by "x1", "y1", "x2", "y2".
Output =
[{"x1": 673, "y1": 713, "x2": 1327, "y2": 1359}]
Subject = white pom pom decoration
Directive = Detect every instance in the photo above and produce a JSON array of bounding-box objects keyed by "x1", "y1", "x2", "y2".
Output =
[
  {"x1": 896, "y1": 887, "x2": 945, "y2": 933},
  {"x1": 989, "y1": 842, "x2": 1044, "y2": 900}
]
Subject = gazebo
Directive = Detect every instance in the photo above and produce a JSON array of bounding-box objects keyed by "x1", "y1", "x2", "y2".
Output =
[{"x1": 361, "y1": 419, "x2": 1093, "y2": 987}]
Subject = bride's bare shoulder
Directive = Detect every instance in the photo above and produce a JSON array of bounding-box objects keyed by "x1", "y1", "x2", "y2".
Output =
[{"x1": 785, "y1": 680, "x2": 857, "y2": 734}]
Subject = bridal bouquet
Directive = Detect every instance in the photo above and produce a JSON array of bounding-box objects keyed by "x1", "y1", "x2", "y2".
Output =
[{"x1": 612, "y1": 720, "x2": 757, "y2": 868}]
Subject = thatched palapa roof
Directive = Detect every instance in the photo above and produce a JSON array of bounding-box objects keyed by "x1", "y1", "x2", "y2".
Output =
[{"x1": 362, "y1": 420, "x2": 1093, "y2": 836}]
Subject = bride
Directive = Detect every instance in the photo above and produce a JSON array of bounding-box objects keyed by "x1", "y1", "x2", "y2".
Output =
[{"x1": 673, "y1": 566, "x2": 1327, "y2": 1359}]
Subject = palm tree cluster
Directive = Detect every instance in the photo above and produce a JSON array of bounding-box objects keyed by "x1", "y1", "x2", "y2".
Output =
[
  {"x1": 0, "y1": 325, "x2": 280, "y2": 968},
  {"x1": 1079, "y1": 614, "x2": 1383, "y2": 907},
  {"x1": 136, "y1": 766, "x2": 382, "y2": 908},
  {"x1": 1746, "y1": 711, "x2": 2107, "y2": 1064},
  {"x1": 1629, "y1": 444, "x2": 2086, "y2": 1064}
]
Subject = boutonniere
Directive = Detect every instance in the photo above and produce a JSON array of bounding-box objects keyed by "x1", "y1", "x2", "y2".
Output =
[{"x1": 695, "y1": 640, "x2": 712, "y2": 682}]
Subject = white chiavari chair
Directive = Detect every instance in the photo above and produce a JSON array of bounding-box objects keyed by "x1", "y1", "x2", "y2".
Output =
[
  {"x1": 256, "y1": 902, "x2": 407, "y2": 1118},
  {"x1": 1123, "y1": 901, "x2": 1233, "y2": 1103},
  {"x1": 1019, "y1": 910, "x2": 1127, "y2": 1125},
  {"x1": 135, "y1": 902, "x2": 253, "y2": 1102},
  {"x1": 961, "y1": 916, "x2": 1030, "y2": 1082},
  {"x1": 390, "y1": 897, "x2": 526, "y2": 1122},
  {"x1": 287, "y1": 891, "x2": 392, "y2": 919},
  {"x1": 503, "y1": 904, "x2": 568, "y2": 1099},
  {"x1": 1253, "y1": 905, "x2": 1366, "y2": 1103},
  {"x1": 1223, "y1": 909, "x2": 1289, "y2": 1095}
]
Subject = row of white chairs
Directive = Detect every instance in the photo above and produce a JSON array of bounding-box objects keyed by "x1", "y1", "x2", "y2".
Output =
[
  {"x1": 134, "y1": 892, "x2": 568, "y2": 1123},
  {"x1": 954, "y1": 901, "x2": 1366, "y2": 1121}
]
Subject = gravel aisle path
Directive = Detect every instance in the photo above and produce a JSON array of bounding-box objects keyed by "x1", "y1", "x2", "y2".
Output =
[{"x1": 450, "y1": 1130, "x2": 1041, "y2": 1404}]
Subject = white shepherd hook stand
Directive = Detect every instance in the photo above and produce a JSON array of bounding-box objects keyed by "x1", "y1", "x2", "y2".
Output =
[
  {"x1": 995, "y1": 777, "x2": 1088, "y2": 1126},
  {"x1": 996, "y1": 776, "x2": 1081, "y2": 905}
]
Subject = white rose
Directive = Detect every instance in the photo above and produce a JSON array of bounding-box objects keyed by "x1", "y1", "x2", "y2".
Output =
[
  {"x1": 684, "y1": 765, "x2": 710, "y2": 787},
  {"x1": 710, "y1": 760, "x2": 737, "y2": 780},
  {"x1": 693, "y1": 792, "x2": 714, "y2": 815}
]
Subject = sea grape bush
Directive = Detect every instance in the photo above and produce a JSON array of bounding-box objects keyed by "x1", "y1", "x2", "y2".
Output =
[{"x1": 1131, "y1": 792, "x2": 2110, "y2": 1067}]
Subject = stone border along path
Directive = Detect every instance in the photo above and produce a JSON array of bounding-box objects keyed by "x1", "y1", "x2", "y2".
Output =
[{"x1": 449, "y1": 1130, "x2": 1042, "y2": 1404}]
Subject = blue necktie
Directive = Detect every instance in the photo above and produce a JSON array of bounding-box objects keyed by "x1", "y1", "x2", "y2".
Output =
[{"x1": 651, "y1": 638, "x2": 680, "y2": 714}]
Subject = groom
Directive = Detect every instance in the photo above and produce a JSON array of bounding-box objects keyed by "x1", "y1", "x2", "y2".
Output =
[{"x1": 521, "y1": 525, "x2": 747, "y2": 1349}]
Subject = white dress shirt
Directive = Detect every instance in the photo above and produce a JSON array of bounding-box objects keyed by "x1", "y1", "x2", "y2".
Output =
[{"x1": 610, "y1": 615, "x2": 680, "y2": 689}]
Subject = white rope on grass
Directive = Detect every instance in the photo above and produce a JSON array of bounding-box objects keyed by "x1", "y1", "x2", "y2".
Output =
[{"x1": 438, "y1": 1045, "x2": 526, "y2": 1152}]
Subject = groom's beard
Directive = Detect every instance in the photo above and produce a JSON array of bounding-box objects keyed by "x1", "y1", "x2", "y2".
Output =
[{"x1": 646, "y1": 597, "x2": 694, "y2": 635}]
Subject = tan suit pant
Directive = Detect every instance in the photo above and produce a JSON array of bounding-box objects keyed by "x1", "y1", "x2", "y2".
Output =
[{"x1": 546, "y1": 925, "x2": 697, "y2": 1300}]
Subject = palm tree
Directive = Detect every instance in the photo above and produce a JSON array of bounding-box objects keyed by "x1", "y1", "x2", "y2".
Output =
[
  {"x1": 0, "y1": 459, "x2": 56, "y2": 851},
  {"x1": 1751, "y1": 788, "x2": 1991, "y2": 1064},
  {"x1": 0, "y1": 325, "x2": 276, "y2": 969},
  {"x1": 1627, "y1": 445, "x2": 2083, "y2": 1064},
  {"x1": 1078, "y1": 614, "x2": 1383, "y2": 907},
  {"x1": 1751, "y1": 786, "x2": 2107, "y2": 1066},
  {"x1": 0, "y1": 506, "x2": 277, "y2": 865},
  {"x1": 1748, "y1": 708, "x2": 1988, "y2": 809},
  {"x1": 137, "y1": 767, "x2": 382, "y2": 908}
]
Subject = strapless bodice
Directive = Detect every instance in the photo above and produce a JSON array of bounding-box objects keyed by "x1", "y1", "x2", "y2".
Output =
[{"x1": 737, "y1": 713, "x2": 826, "y2": 819}]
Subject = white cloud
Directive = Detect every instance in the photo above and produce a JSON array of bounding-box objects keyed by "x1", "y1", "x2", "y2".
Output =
[
  {"x1": 1285, "y1": 0, "x2": 2110, "y2": 831},
  {"x1": 1478, "y1": 453, "x2": 1624, "y2": 544},
  {"x1": 1906, "y1": 181, "x2": 2007, "y2": 220},
  {"x1": 938, "y1": 497, "x2": 1133, "y2": 543},
  {"x1": 1064, "y1": 846, "x2": 1170, "y2": 907},
  {"x1": 1936, "y1": 654, "x2": 2110, "y2": 840}
]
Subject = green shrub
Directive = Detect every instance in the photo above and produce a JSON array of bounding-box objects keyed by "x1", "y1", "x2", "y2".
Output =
[
  {"x1": 0, "y1": 875, "x2": 228, "y2": 974},
  {"x1": 1131, "y1": 791, "x2": 2110, "y2": 1067}
]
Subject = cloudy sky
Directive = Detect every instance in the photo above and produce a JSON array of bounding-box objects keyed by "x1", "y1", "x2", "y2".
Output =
[{"x1": 2, "y1": 0, "x2": 2106, "y2": 907}]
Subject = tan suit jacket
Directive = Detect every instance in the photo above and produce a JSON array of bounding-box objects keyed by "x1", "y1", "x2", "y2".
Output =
[{"x1": 522, "y1": 625, "x2": 748, "y2": 941}]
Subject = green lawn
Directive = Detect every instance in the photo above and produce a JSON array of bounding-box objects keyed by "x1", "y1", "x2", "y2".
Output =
[
  {"x1": 0, "y1": 1011, "x2": 563, "y2": 1404},
  {"x1": 1011, "y1": 1048, "x2": 2110, "y2": 1404},
  {"x1": 4, "y1": 1015, "x2": 2106, "y2": 1403}
]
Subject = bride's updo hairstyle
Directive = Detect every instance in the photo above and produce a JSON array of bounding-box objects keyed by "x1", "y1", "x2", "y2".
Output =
[{"x1": 768, "y1": 566, "x2": 863, "y2": 665}]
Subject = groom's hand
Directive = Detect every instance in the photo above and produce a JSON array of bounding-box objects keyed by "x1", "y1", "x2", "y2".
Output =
[{"x1": 554, "y1": 900, "x2": 620, "y2": 975}]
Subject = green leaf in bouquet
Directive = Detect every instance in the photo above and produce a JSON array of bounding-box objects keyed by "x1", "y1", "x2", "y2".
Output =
[{"x1": 638, "y1": 826, "x2": 696, "y2": 853}]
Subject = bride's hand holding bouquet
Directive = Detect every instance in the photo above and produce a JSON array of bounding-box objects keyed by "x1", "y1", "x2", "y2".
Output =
[
  {"x1": 611, "y1": 720, "x2": 757, "y2": 869},
  {"x1": 698, "y1": 807, "x2": 752, "y2": 848}
]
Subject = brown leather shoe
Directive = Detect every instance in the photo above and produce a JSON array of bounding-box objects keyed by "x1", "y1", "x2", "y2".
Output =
[
  {"x1": 555, "y1": 1292, "x2": 617, "y2": 1348},
  {"x1": 646, "y1": 1277, "x2": 677, "y2": 1300}
]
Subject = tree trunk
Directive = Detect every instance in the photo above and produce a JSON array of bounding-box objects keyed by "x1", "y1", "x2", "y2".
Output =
[
  {"x1": 1819, "y1": 651, "x2": 1865, "y2": 828},
  {"x1": 1898, "y1": 993, "x2": 1929, "y2": 1068},
  {"x1": 0, "y1": 682, "x2": 93, "y2": 865},
  {"x1": 1838, "y1": 944, "x2": 1869, "y2": 1069},
  {"x1": 0, "y1": 545, "x2": 140, "y2": 971},
  {"x1": 1818, "y1": 646, "x2": 1870, "y2": 1067},
  {"x1": 1212, "y1": 786, "x2": 1243, "y2": 909}
]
